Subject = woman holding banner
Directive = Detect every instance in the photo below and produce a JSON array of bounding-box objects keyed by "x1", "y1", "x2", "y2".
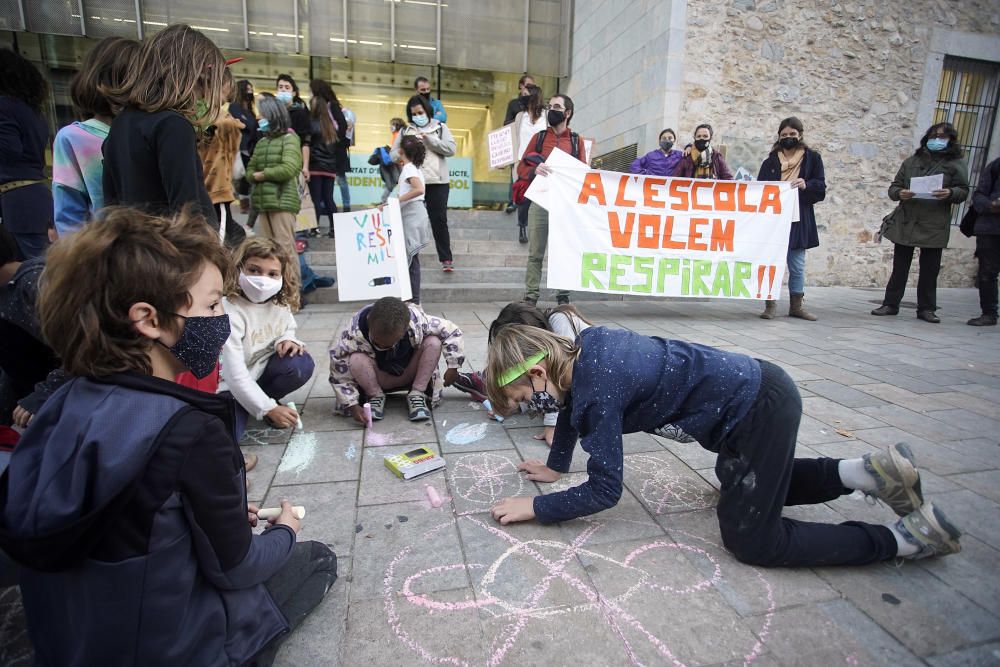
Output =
[{"x1": 757, "y1": 117, "x2": 826, "y2": 321}]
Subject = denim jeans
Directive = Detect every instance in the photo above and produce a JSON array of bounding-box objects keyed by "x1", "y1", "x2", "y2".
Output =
[
  {"x1": 335, "y1": 173, "x2": 351, "y2": 210},
  {"x1": 225, "y1": 352, "x2": 315, "y2": 437},
  {"x1": 786, "y1": 247, "x2": 806, "y2": 295}
]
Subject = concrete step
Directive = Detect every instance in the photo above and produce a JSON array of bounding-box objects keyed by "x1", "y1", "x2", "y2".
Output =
[
  {"x1": 310, "y1": 209, "x2": 521, "y2": 231},
  {"x1": 303, "y1": 282, "x2": 647, "y2": 305},
  {"x1": 304, "y1": 237, "x2": 528, "y2": 256},
  {"x1": 310, "y1": 265, "x2": 541, "y2": 283},
  {"x1": 305, "y1": 250, "x2": 529, "y2": 268}
]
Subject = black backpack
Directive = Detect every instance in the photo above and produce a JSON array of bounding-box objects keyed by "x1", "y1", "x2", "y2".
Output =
[{"x1": 533, "y1": 129, "x2": 582, "y2": 160}]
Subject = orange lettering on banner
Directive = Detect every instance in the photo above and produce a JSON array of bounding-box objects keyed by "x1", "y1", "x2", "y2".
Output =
[
  {"x1": 615, "y1": 175, "x2": 637, "y2": 207},
  {"x1": 660, "y1": 216, "x2": 686, "y2": 249},
  {"x1": 669, "y1": 180, "x2": 691, "y2": 210},
  {"x1": 759, "y1": 185, "x2": 782, "y2": 214},
  {"x1": 710, "y1": 219, "x2": 735, "y2": 252},
  {"x1": 637, "y1": 214, "x2": 660, "y2": 249},
  {"x1": 643, "y1": 178, "x2": 667, "y2": 209},
  {"x1": 713, "y1": 182, "x2": 737, "y2": 212},
  {"x1": 691, "y1": 181, "x2": 713, "y2": 211},
  {"x1": 577, "y1": 172, "x2": 607, "y2": 206},
  {"x1": 737, "y1": 183, "x2": 756, "y2": 212},
  {"x1": 608, "y1": 211, "x2": 635, "y2": 248},
  {"x1": 688, "y1": 218, "x2": 709, "y2": 251}
]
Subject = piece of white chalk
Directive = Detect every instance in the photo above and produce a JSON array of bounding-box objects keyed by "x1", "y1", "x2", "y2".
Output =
[
  {"x1": 287, "y1": 402, "x2": 304, "y2": 430},
  {"x1": 425, "y1": 485, "x2": 443, "y2": 508},
  {"x1": 363, "y1": 402, "x2": 373, "y2": 429},
  {"x1": 256, "y1": 505, "x2": 306, "y2": 520},
  {"x1": 482, "y1": 399, "x2": 504, "y2": 423}
]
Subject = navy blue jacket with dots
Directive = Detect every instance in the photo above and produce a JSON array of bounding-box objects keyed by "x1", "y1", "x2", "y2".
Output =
[{"x1": 534, "y1": 326, "x2": 761, "y2": 524}]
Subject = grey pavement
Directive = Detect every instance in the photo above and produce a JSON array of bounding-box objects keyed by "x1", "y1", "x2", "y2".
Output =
[{"x1": 3, "y1": 286, "x2": 999, "y2": 666}]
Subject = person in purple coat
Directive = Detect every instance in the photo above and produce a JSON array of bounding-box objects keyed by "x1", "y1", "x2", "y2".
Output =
[{"x1": 629, "y1": 128, "x2": 684, "y2": 176}]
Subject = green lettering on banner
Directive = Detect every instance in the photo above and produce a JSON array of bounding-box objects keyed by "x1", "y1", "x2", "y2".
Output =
[
  {"x1": 681, "y1": 259, "x2": 690, "y2": 295},
  {"x1": 733, "y1": 261, "x2": 752, "y2": 298},
  {"x1": 633, "y1": 256, "x2": 653, "y2": 293},
  {"x1": 657, "y1": 257, "x2": 679, "y2": 293},
  {"x1": 711, "y1": 261, "x2": 732, "y2": 297},
  {"x1": 609, "y1": 255, "x2": 631, "y2": 292},
  {"x1": 581, "y1": 252, "x2": 607, "y2": 289},
  {"x1": 692, "y1": 260, "x2": 712, "y2": 296}
]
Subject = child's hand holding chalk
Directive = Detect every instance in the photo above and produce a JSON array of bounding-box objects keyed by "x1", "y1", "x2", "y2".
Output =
[
  {"x1": 257, "y1": 503, "x2": 306, "y2": 521},
  {"x1": 482, "y1": 399, "x2": 504, "y2": 423},
  {"x1": 286, "y1": 402, "x2": 304, "y2": 430}
]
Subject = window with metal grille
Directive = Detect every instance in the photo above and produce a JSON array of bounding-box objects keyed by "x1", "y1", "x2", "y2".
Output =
[
  {"x1": 591, "y1": 144, "x2": 638, "y2": 173},
  {"x1": 934, "y1": 56, "x2": 1000, "y2": 223}
]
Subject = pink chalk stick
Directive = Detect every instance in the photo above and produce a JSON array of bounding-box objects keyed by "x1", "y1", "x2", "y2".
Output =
[
  {"x1": 363, "y1": 403, "x2": 373, "y2": 429},
  {"x1": 425, "y1": 485, "x2": 443, "y2": 508}
]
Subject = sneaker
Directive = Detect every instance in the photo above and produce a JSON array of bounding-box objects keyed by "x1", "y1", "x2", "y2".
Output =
[
  {"x1": 871, "y1": 305, "x2": 899, "y2": 316},
  {"x1": 862, "y1": 443, "x2": 923, "y2": 516},
  {"x1": 313, "y1": 276, "x2": 336, "y2": 288},
  {"x1": 652, "y1": 423, "x2": 697, "y2": 443},
  {"x1": 442, "y1": 261, "x2": 454, "y2": 273},
  {"x1": 556, "y1": 295, "x2": 570, "y2": 305},
  {"x1": 407, "y1": 391, "x2": 431, "y2": 421},
  {"x1": 967, "y1": 313, "x2": 997, "y2": 326},
  {"x1": 368, "y1": 394, "x2": 386, "y2": 421},
  {"x1": 452, "y1": 371, "x2": 488, "y2": 402},
  {"x1": 896, "y1": 503, "x2": 962, "y2": 559}
]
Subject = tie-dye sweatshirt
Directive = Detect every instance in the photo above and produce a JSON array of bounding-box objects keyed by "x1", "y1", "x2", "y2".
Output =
[{"x1": 51, "y1": 119, "x2": 109, "y2": 235}]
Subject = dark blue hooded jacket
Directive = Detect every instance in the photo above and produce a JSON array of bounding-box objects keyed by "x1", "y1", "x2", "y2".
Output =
[{"x1": 0, "y1": 372, "x2": 294, "y2": 666}]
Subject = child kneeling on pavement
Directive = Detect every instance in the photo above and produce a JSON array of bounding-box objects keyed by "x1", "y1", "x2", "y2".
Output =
[
  {"x1": 0, "y1": 208, "x2": 335, "y2": 666},
  {"x1": 218, "y1": 237, "x2": 315, "y2": 438},
  {"x1": 330, "y1": 296, "x2": 465, "y2": 423},
  {"x1": 485, "y1": 324, "x2": 962, "y2": 566}
]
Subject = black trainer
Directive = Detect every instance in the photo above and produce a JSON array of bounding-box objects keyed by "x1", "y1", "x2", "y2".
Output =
[{"x1": 871, "y1": 305, "x2": 899, "y2": 316}]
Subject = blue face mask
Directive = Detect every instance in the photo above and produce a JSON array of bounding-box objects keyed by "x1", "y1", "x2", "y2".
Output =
[
  {"x1": 412, "y1": 114, "x2": 429, "y2": 128},
  {"x1": 927, "y1": 137, "x2": 949, "y2": 152},
  {"x1": 276, "y1": 91, "x2": 294, "y2": 105},
  {"x1": 158, "y1": 313, "x2": 231, "y2": 379},
  {"x1": 258, "y1": 118, "x2": 270, "y2": 133}
]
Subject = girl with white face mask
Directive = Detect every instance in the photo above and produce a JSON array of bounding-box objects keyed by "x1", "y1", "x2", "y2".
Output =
[{"x1": 218, "y1": 238, "x2": 315, "y2": 436}]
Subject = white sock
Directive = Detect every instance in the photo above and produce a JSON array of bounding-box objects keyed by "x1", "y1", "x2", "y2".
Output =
[
  {"x1": 838, "y1": 458, "x2": 877, "y2": 492},
  {"x1": 888, "y1": 521, "x2": 920, "y2": 557}
]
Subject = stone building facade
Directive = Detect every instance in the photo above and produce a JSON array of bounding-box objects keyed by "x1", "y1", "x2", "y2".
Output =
[{"x1": 567, "y1": 0, "x2": 1000, "y2": 289}]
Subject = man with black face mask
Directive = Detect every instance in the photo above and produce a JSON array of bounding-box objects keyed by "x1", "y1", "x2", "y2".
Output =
[
  {"x1": 504, "y1": 74, "x2": 535, "y2": 126},
  {"x1": 515, "y1": 94, "x2": 586, "y2": 306},
  {"x1": 414, "y1": 76, "x2": 447, "y2": 124}
]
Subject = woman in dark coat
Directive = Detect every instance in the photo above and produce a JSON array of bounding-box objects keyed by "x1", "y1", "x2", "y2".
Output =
[
  {"x1": 674, "y1": 123, "x2": 734, "y2": 180},
  {"x1": 872, "y1": 122, "x2": 969, "y2": 323},
  {"x1": 757, "y1": 117, "x2": 826, "y2": 320},
  {"x1": 0, "y1": 49, "x2": 53, "y2": 259},
  {"x1": 307, "y1": 79, "x2": 349, "y2": 235}
]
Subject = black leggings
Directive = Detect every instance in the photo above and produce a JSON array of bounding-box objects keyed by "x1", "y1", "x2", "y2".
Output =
[
  {"x1": 309, "y1": 175, "x2": 337, "y2": 227},
  {"x1": 882, "y1": 243, "x2": 943, "y2": 312},
  {"x1": 424, "y1": 183, "x2": 452, "y2": 263},
  {"x1": 714, "y1": 360, "x2": 897, "y2": 567}
]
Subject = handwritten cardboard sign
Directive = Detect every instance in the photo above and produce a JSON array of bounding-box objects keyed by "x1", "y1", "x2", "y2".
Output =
[
  {"x1": 525, "y1": 149, "x2": 800, "y2": 300},
  {"x1": 333, "y1": 199, "x2": 412, "y2": 301},
  {"x1": 487, "y1": 124, "x2": 515, "y2": 169}
]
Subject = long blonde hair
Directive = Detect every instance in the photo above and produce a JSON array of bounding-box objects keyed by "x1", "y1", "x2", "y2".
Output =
[
  {"x1": 485, "y1": 325, "x2": 579, "y2": 411},
  {"x1": 226, "y1": 237, "x2": 300, "y2": 308},
  {"x1": 107, "y1": 24, "x2": 227, "y2": 126}
]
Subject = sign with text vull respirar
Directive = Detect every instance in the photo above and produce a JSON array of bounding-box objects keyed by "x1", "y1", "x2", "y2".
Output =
[
  {"x1": 525, "y1": 149, "x2": 799, "y2": 300},
  {"x1": 333, "y1": 199, "x2": 412, "y2": 301},
  {"x1": 487, "y1": 124, "x2": 515, "y2": 169}
]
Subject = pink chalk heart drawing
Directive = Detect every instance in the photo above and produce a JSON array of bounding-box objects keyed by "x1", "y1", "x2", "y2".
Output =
[{"x1": 384, "y1": 518, "x2": 775, "y2": 666}]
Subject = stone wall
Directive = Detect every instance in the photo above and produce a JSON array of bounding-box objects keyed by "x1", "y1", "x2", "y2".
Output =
[{"x1": 567, "y1": 0, "x2": 1000, "y2": 289}]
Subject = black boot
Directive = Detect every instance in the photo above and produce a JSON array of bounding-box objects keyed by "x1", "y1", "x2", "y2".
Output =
[
  {"x1": 967, "y1": 313, "x2": 997, "y2": 326},
  {"x1": 871, "y1": 305, "x2": 899, "y2": 316},
  {"x1": 518, "y1": 224, "x2": 528, "y2": 244}
]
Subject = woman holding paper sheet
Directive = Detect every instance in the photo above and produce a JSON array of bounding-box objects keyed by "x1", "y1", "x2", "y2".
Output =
[{"x1": 872, "y1": 122, "x2": 969, "y2": 323}]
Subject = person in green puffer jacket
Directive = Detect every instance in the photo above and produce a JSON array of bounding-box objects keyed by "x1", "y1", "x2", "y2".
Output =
[{"x1": 248, "y1": 94, "x2": 303, "y2": 300}]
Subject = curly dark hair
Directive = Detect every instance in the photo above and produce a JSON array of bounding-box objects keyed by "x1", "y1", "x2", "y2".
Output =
[
  {"x1": 399, "y1": 135, "x2": 426, "y2": 167},
  {"x1": 0, "y1": 48, "x2": 49, "y2": 113},
  {"x1": 368, "y1": 297, "x2": 411, "y2": 338},
  {"x1": 917, "y1": 122, "x2": 963, "y2": 159}
]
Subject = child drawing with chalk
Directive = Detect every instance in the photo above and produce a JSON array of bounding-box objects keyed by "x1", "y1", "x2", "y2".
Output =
[
  {"x1": 0, "y1": 208, "x2": 335, "y2": 665},
  {"x1": 330, "y1": 296, "x2": 465, "y2": 423},
  {"x1": 218, "y1": 237, "x2": 314, "y2": 437},
  {"x1": 379, "y1": 135, "x2": 432, "y2": 305},
  {"x1": 484, "y1": 324, "x2": 963, "y2": 567}
]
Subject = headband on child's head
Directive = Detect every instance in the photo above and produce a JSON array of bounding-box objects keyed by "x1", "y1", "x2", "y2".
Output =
[{"x1": 497, "y1": 351, "x2": 548, "y2": 387}]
